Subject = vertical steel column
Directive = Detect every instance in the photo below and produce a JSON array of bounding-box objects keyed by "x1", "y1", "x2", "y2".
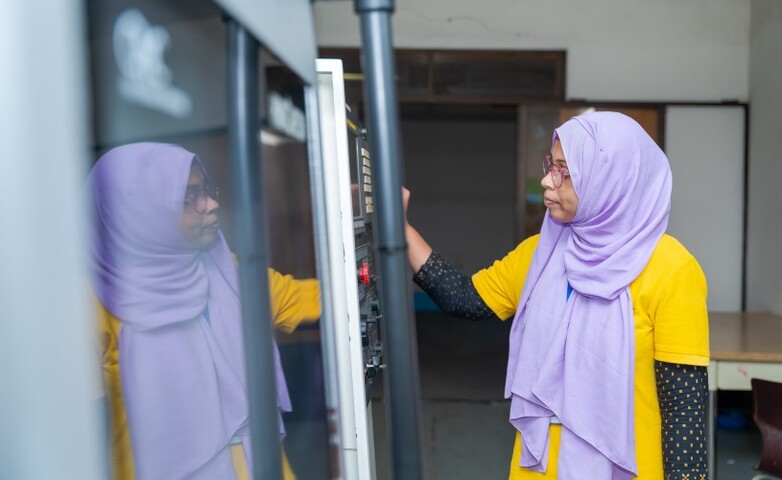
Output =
[
  {"x1": 227, "y1": 20, "x2": 283, "y2": 480},
  {"x1": 353, "y1": 1, "x2": 424, "y2": 479}
]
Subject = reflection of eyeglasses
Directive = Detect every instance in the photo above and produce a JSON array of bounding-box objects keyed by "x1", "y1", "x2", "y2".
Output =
[
  {"x1": 184, "y1": 182, "x2": 219, "y2": 213},
  {"x1": 542, "y1": 154, "x2": 571, "y2": 189}
]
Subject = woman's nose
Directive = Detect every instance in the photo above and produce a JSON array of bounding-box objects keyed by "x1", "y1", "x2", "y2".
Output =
[
  {"x1": 541, "y1": 171, "x2": 554, "y2": 190},
  {"x1": 205, "y1": 195, "x2": 219, "y2": 213}
]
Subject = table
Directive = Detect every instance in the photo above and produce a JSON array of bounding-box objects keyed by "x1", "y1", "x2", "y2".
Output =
[{"x1": 707, "y1": 312, "x2": 782, "y2": 480}]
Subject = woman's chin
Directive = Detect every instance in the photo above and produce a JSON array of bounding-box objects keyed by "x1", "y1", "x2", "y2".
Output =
[
  {"x1": 201, "y1": 231, "x2": 220, "y2": 248},
  {"x1": 188, "y1": 230, "x2": 219, "y2": 249},
  {"x1": 548, "y1": 210, "x2": 574, "y2": 225}
]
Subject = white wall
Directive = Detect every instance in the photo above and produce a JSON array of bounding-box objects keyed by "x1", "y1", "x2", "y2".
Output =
[
  {"x1": 746, "y1": 0, "x2": 782, "y2": 315},
  {"x1": 314, "y1": 0, "x2": 749, "y2": 102}
]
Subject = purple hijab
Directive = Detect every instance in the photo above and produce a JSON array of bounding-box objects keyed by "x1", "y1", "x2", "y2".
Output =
[
  {"x1": 506, "y1": 112, "x2": 671, "y2": 479},
  {"x1": 87, "y1": 143, "x2": 291, "y2": 479}
]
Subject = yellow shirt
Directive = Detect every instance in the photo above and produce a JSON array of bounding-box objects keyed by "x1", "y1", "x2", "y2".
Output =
[
  {"x1": 98, "y1": 269, "x2": 321, "y2": 480},
  {"x1": 471, "y1": 234, "x2": 710, "y2": 480}
]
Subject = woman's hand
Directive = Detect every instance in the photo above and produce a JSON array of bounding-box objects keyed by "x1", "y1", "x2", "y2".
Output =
[
  {"x1": 401, "y1": 186, "x2": 433, "y2": 273},
  {"x1": 402, "y1": 186, "x2": 411, "y2": 224}
]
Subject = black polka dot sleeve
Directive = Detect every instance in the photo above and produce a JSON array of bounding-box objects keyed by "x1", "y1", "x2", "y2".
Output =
[
  {"x1": 655, "y1": 361, "x2": 709, "y2": 480},
  {"x1": 412, "y1": 251, "x2": 500, "y2": 321}
]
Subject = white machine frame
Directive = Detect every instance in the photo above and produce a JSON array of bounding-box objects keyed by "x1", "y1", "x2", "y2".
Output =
[{"x1": 316, "y1": 58, "x2": 378, "y2": 480}]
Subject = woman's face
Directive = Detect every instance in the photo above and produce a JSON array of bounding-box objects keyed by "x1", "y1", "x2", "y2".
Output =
[
  {"x1": 541, "y1": 139, "x2": 579, "y2": 223},
  {"x1": 180, "y1": 163, "x2": 221, "y2": 248}
]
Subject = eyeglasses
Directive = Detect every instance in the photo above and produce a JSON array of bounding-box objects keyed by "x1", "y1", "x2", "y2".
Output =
[
  {"x1": 542, "y1": 154, "x2": 571, "y2": 189},
  {"x1": 184, "y1": 182, "x2": 219, "y2": 213}
]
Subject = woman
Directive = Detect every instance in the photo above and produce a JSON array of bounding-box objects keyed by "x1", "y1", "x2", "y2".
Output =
[
  {"x1": 89, "y1": 142, "x2": 319, "y2": 479},
  {"x1": 404, "y1": 112, "x2": 710, "y2": 479}
]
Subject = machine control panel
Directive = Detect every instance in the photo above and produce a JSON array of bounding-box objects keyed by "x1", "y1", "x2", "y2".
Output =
[{"x1": 347, "y1": 113, "x2": 384, "y2": 396}]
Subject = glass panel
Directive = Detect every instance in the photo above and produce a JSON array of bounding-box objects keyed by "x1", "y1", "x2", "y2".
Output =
[
  {"x1": 262, "y1": 56, "x2": 332, "y2": 480},
  {"x1": 88, "y1": 0, "x2": 227, "y2": 147},
  {"x1": 86, "y1": 2, "x2": 330, "y2": 478}
]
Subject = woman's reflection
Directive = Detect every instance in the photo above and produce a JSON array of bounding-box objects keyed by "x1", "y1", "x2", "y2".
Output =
[{"x1": 89, "y1": 142, "x2": 319, "y2": 479}]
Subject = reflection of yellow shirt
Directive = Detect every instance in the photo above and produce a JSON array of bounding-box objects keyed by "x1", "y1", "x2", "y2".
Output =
[
  {"x1": 98, "y1": 269, "x2": 320, "y2": 480},
  {"x1": 471, "y1": 234, "x2": 710, "y2": 480}
]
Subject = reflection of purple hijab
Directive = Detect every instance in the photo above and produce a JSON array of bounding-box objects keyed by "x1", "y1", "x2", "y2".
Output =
[
  {"x1": 87, "y1": 143, "x2": 290, "y2": 479},
  {"x1": 506, "y1": 113, "x2": 671, "y2": 479}
]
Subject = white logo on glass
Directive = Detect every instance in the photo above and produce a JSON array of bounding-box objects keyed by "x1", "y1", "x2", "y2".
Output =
[
  {"x1": 268, "y1": 92, "x2": 306, "y2": 142},
  {"x1": 113, "y1": 9, "x2": 193, "y2": 118}
]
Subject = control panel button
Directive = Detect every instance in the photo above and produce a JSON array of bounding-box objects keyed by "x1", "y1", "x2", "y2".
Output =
[{"x1": 358, "y1": 262, "x2": 370, "y2": 285}]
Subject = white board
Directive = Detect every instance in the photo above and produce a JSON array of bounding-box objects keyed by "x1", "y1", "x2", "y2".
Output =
[{"x1": 665, "y1": 106, "x2": 745, "y2": 312}]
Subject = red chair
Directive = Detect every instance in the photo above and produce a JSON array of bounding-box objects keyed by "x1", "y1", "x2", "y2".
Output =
[{"x1": 751, "y1": 378, "x2": 782, "y2": 480}]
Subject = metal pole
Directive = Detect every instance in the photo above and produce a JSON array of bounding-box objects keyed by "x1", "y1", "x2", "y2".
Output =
[
  {"x1": 353, "y1": 1, "x2": 424, "y2": 479},
  {"x1": 227, "y1": 20, "x2": 283, "y2": 480}
]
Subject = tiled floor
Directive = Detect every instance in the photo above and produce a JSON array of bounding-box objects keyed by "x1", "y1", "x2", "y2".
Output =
[
  {"x1": 715, "y1": 429, "x2": 764, "y2": 480},
  {"x1": 370, "y1": 312, "x2": 767, "y2": 480}
]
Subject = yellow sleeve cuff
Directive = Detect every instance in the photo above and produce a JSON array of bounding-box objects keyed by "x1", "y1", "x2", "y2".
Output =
[{"x1": 654, "y1": 351, "x2": 711, "y2": 367}]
